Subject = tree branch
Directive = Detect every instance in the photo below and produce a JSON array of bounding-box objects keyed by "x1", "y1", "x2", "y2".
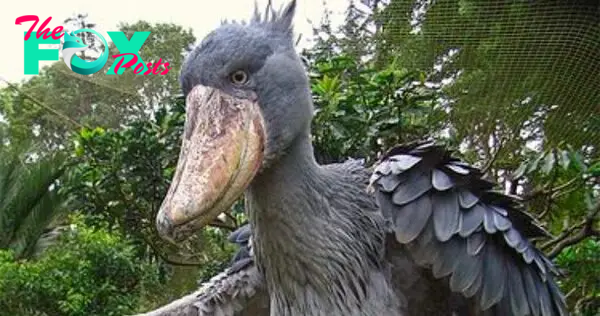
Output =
[
  {"x1": 523, "y1": 176, "x2": 580, "y2": 202},
  {"x1": 545, "y1": 201, "x2": 600, "y2": 259},
  {"x1": 208, "y1": 219, "x2": 237, "y2": 231},
  {"x1": 481, "y1": 137, "x2": 503, "y2": 175},
  {"x1": 142, "y1": 236, "x2": 203, "y2": 267},
  {"x1": 0, "y1": 76, "x2": 85, "y2": 129}
]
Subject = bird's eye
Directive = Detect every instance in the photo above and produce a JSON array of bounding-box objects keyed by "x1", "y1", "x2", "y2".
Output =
[{"x1": 229, "y1": 70, "x2": 249, "y2": 85}]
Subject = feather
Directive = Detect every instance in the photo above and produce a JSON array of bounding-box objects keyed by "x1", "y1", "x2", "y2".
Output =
[
  {"x1": 378, "y1": 175, "x2": 402, "y2": 192},
  {"x1": 537, "y1": 279, "x2": 553, "y2": 316},
  {"x1": 389, "y1": 154, "x2": 422, "y2": 172},
  {"x1": 515, "y1": 238, "x2": 529, "y2": 254},
  {"x1": 432, "y1": 190, "x2": 460, "y2": 242},
  {"x1": 523, "y1": 247, "x2": 535, "y2": 264},
  {"x1": 533, "y1": 254, "x2": 547, "y2": 280},
  {"x1": 506, "y1": 258, "x2": 530, "y2": 316},
  {"x1": 522, "y1": 267, "x2": 541, "y2": 316},
  {"x1": 458, "y1": 189, "x2": 479, "y2": 208},
  {"x1": 415, "y1": 142, "x2": 434, "y2": 150},
  {"x1": 376, "y1": 190, "x2": 396, "y2": 221},
  {"x1": 449, "y1": 241, "x2": 481, "y2": 293},
  {"x1": 228, "y1": 224, "x2": 251, "y2": 244},
  {"x1": 463, "y1": 265, "x2": 483, "y2": 298},
  {"x1": 502, "y1": 228, "x2": 522, "y2": 248},
  {"x1": 392, "y1": 171, "x2": 432, "y2": 205},
  {"x1": 542, "y1": 255, "x2": 560, "y2": 275},
  {"x1": 483, "y1": 206, "x2": 498, "y2": 234},
  {"x1": 548, "y1": 279, "x2": 568, "y2": 316},
  {"x1": 450, "y1": 160, "x2": 473, "y2": 169},
  {"x1": 394, "y1": 194, "x2": 433, "y2": 243},
  {"x1": 480, "y1": 244, "x2": 506, "y2": 310},
  {"x1": 492, "y1": 211, "x2": 512, "y2": 231},
  {"x1": 445, "y1": 163, "x2": 470, "y2": 175},
  {"x1": 372, "y1": 142, "x2": 566, "y2": 315},
  {"x1": 410, "y1": 222, "x2": 438, "y2": 265},
  {"x1": 491, "y1": 205, "x2": 508, "y2": 216},
  {"x1": 467, "y1": 230, "x2": 486, "y2": 255},
  {"x1": 432, "y1": 169, "x2": 454, "y2": 191},
  {"x1": 432, "y1": 238, "x2": 461, "y2": 278},
  {"x1": 231, "y1": 246, "x2": 250, "y2": 263},
  {"x1": 459, "y1": 204, "x2": 485, "y2": 237},
  {"x1": 375, "y1": 160, "x2": 392, "y2": 175}
]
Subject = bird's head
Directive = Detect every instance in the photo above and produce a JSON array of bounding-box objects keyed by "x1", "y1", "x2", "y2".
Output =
[{"x1": 156, "y1": 0, "x2": 311, "y2": 242}]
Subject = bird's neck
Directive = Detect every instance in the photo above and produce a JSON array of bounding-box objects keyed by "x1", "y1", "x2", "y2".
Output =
[
  {"x1": 245, "y1": 133, "x2": 389, "y2": 313},
  {"x1": 247, "y1": 131, "x2": 323, "y2": 223},
  {"x1": 246, "y1": 132, "x2": 334, "y2": 294}
]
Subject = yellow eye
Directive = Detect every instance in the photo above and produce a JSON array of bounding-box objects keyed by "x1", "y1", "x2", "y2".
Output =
[{"x1": 230, "y1": 70, "x2": 248, "y2": 85}]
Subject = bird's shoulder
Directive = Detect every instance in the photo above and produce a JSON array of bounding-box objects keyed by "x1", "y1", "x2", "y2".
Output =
[
  {"x1": 369, "y1": 140, "x2": 568, "y2": 316},
  {"x1": 321, "y1": 157, "x2": 372, "y2": 183}
]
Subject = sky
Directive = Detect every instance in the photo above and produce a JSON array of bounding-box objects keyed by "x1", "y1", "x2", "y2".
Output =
[{"x1": 0, "y1": 0, "x2": 350, "y2": 86}]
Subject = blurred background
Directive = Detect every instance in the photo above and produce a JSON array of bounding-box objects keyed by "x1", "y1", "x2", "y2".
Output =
[{"x1": 0, "y1": 0, "x2": 598, "y2": 315}]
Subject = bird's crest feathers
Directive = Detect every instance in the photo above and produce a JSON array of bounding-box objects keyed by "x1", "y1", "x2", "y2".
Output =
[{"x1": 221, "y1": 0, "x2": 297, "y2": 40}]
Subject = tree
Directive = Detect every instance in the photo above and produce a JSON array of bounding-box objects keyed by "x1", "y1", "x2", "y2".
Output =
[
  {"x1": 0, "y1": 17, "x2": 196, "y2": 151},
  {"x1": 60, "y1": 97, "x2": 236, "y2": 306},
  {"x1": 0, "y1": 215, "x2": 162, "y2": 316},
  {"x1": 0, "y1": 142, "x2": 69, "y2": 259},
  {"x1": 374, "y1": 0, "x2": 600, "y2": 162}
]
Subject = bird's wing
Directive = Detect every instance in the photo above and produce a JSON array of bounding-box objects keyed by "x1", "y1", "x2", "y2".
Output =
[
  {"x1": 369, "y1": 141, "x2": 568, "y2": 316},
  {"x1": 137, "y1": 224, "x2": 268, "y2": 316},
  {"x1": 193, "y1": 224, "x2": 269, "y2": 316}
]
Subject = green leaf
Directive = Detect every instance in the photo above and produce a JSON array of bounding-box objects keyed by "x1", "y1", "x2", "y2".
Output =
[
  {"x1": 513, "y1": 162, "x2": 528, "y2": 179},
  {"x1": 527, "y1": 152, "x2": 544, "y2": 173},
  {"x1": 541, "y1": 150, "x2": 556, "y2": 174},
  {"x1": 568, "y1": 150, "x2": 586, "y2": 172},
  {"x1": 559, "y1": 150, "x2": 571, "y2": 169},
  {"x1": 588, "y1": 161, "x2": 600, "y2": 177}
]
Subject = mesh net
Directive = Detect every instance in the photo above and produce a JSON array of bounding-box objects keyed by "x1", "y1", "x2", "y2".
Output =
[
  {"x1": 370, "y1": 0, "x2": 600, "y2": 149},
  {"x1": 1, "y1": 0, "x2": 599, "y2": 150}
]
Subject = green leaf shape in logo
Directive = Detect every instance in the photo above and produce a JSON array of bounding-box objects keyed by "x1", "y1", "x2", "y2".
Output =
[{"x1": 70, "y1": 28, "x2": 109, "y2": 76}]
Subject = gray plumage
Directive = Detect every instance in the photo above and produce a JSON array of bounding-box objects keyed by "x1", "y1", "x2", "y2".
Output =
[{"x1": 176, "y1": 1, "x2": 568, "y2": 315}]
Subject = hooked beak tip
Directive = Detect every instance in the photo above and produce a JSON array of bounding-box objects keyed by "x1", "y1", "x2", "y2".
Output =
[{"x1": 156, "y1": 211, "x2": 176, "y2": 243}]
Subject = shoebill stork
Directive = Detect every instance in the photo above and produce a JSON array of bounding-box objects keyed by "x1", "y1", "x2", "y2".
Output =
[{"x1": 155, "y1": 1, "x2": 568, "y2": 315}]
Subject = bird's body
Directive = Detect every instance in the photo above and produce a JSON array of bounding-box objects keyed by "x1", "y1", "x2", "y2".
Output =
[
  {"x1": 248, "y1": 141, "x2": 402, "y2": 315},
  {"x1": 155, "y1": 1, "x2": 569, "y2": 315}
]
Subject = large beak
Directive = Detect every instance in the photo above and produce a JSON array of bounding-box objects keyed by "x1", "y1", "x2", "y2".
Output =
[{"x1": 156, "y1": 85, "x2": 265, "y2": 243}]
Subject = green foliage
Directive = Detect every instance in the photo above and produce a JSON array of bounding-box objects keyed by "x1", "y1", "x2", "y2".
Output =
[
  {"x1": 304, "y1": 2, "x2": 599, "y2": 312},
  {"x1": 0, "y1": 18, "x2": 196, "y2": 151},
  {"x1": 0, "y1": 215, "x2": 160, "y2": 316},
  {"x1": 60, "y1": 97, "x2": 236, "y2": 305},
  {"x1": 555, "y1": 239, "x2": 599, "y2": 315},
  {"x1": 378, "y1": 0, "x2": 599, "y2": 153},
  {"x1": 61, "y1": 100, "x2": 185, "y2": 253},
  {"x1": 303, "y1": 6, "x2": 446, "y2": 164},
  {"x1": 0, "y1": 143, "x2": 68, "y2": 259},
  {"x1": 308, "y1": 54, "x2": 444, "y2": 164}
]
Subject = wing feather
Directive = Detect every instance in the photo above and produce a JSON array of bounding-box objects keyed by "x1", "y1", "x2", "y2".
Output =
[
  {"x1": 506, "y1": 257, "x2": 530, "y2": 316},
  {"x1": 481, "y1": 242, "x2": 506, "y2": 309},
  {"x1": 394, "y1": 193, "x2": 432, "y2": 243},
  {"x1": 459, "y1": 204, "x2": 485, "y2": 237},
  {"x1": 432, "y1": 168, "x2": 454, "y2": 190},
  {"x1": 432, "y1": 190, "x2": 460, "y2": 242},
  {"x1": 370, "y1": 141, "x2": 568, "y2": 316},
  {"x1": 194, "y1": 224, "x2": 269, "y2": 316},
  {"x1": 391, "y1": 170, "x2": 431, "y2": 205}
]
